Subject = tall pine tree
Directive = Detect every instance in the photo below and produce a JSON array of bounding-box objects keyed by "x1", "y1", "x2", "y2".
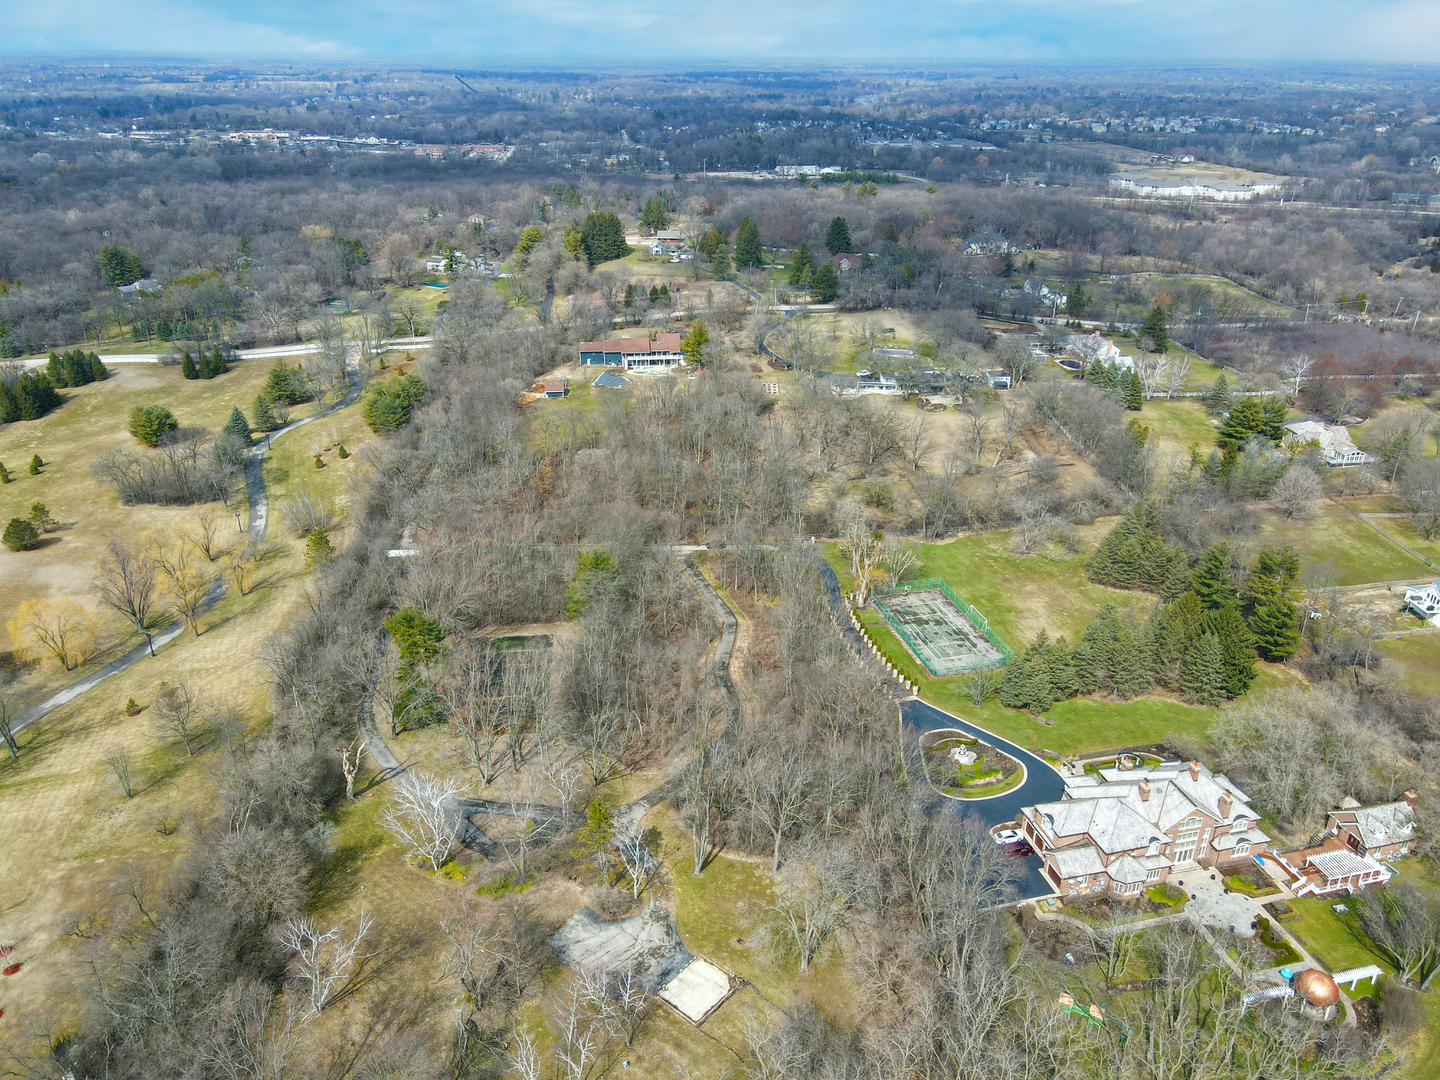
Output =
[
  {"x1": 825, "y1": 216, "x2": 853, "y2": 254},
  {"x1": 1190, "y1": 543, "x2": 1238, "y2": 610},
  {"x1": 734, "y1": 218, "x2": 763, "y2": 269},
  {"x1": 1203, "y1": 373, "x2": 1231, "y2": 415},
  {"x1": 1181, "y1": 633, "x2": 1227, "y2": 705}
]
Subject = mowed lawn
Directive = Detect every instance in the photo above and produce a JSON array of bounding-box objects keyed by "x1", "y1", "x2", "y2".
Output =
[
  {"x1": 1257, "y1": 505, "x2": 1431, "y2": 585},
  {"x1": 1139, "y1": 398, "x2": 1221, "y2": 455},
  {"x1": 1365, "y1": 516, "x2": 1440, "y2": 572},
  {"x1": 901, "y1": 530, "x2": 1146, "y2": 646},
  {"x1": 0, "y1": 359, "x2": 281, "y2": 634}
]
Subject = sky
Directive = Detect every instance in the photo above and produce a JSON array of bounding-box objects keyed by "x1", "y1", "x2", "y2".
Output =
[{"x1": 3, "y1": 0, "x2": 1440, "y2": 64}]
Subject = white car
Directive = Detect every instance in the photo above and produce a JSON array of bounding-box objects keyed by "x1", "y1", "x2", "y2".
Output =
[
  {"x1": 855, "y1": 368, "x2": 874, "y2": 378},
  {"x1": 992, "y1": 828, "x2": 1022, "y2": 846}
]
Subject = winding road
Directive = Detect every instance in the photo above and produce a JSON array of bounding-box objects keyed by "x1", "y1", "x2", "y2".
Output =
[{"x1": 10, "y1": 358, "x2": 363, "y2": 737}]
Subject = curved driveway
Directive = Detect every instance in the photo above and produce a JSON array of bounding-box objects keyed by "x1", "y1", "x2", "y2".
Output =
[{"x1": 815, "y1": 557, "x2": 1062, "y2": 900}]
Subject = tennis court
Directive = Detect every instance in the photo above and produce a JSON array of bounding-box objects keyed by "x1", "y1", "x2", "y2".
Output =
[{"x1": 873, "y1": 582, "x2": 1007, "y2": 677}]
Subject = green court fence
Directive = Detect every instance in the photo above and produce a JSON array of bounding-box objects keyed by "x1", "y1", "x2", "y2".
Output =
[{"x1": 871, "y1": 577, "x2": 1012, "y2": 677}]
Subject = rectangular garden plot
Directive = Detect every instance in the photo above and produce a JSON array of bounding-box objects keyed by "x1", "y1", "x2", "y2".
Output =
[{"x1": 872, "y1": 578, "x2": 1009, "y2": 677}]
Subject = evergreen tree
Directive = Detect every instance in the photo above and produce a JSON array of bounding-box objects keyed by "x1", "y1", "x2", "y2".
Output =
[
  {"x1": 681, "y1": 321, "x2": 712, "y2": 367},
  {"x1": 1160, "y1": 556, "x2": 1192, "y2": 601},
  {"x1": 1123, "y1": 369, "x2": 1144, "y2": 410},
  {"x1": 811, "y1": 261, "x2": 840, "y2": 303},
  {"x1": 46, "y1": 352, "x2": 67, "y2": 386},
  {"x1": 1141, "y1": 304, "x2": 1170, "y2": 351},
  {"x1": 710, "y1": 248, "x2": 731, "y2": 277},
  {"x1": 180, "y1": 350, "x2": 199, "y2": 379},
  {"x1": 251, "y1": 395, "x2": 280, "y2": 433},
  {"x1": 1190, "y1": 543, "x2": 1237, "y2": 610},
  {"x1": 2, "y1": 518, "x2": 41, "y2": 552},
  {"x1": 1243, "y1": 546, "x2": 1301, "y2": 661},
  {"x1": 1181, "y1": 633, "x2": 1227, "y2": 705},
  {"x1": 639, "y1": 195, "x2": 671, "y2": 232},
  {"x1": 202, "y1": 347, "x2": 229, "y2": 378},
  {"x1": 223, "y1": 406, "x2": 252, "y2": 445},
  {"x1": 1066, "y1": 280, "x2": 1089, "y2": 318},
  {"x1": 97, "y1": 244, "x2": 145, "y2": 287},
  {"x1": 1044, "y1": 637, "x2": 1079, "y2": 701},
  {"x1": 1071, "y1": 640, "x2": 1100, "y2": 694},
  {"x1": 28, "y1": 453, "x2": 41, "y2": 475},
  {"x1": 128, "y1": 404, "x2": 179, "y2": 447},
  {"x1": 578, "y1": 211, "x2": 630, "y2": 267},
  {"x1": 0, "y1": 462, "x2": 9, "y2": 484},
  {"x1": 1216, "y1": 397, "x2": 1265, "y2": 452},
  {"x1": 788, "y1": 241, "x2": 814, "y2": 286},
  {"x1": 734, "y1": 217, "x2": 763, "y2": 269},
  {"x1": 1143, "y1": 603, "x2": 1185, "y2": 690},
  {"x1": 362, "y1": 373, "x2": 427, "y2": 434},
  {"x1": 89, "y1": 353, "x2": 107, "y2": 382},
  {"x1": 304, "y1": 527, "x2": 335, "y2": 569},
  {"x1": 825, "y1": 216, "x2": 853, "y2": 254},
  {"x1": 1110, "y1": 628, "x2": 1152, "y2": 699},
  {"x1": 1202, "y1": 604, "x2": 1258, "y2": 698},
  {"x1": 1260, "y1": 396, "x2": 1289, "y2": 443},
  {"x1": 261, "y1": 361, "x2": 311, "y2": 405},
  {"x1": 998, "y1": 654, "x2": 1029, "y2": 709}
]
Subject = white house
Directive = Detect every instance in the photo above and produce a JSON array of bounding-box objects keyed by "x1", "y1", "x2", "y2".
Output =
[
  {"x1": 1404, "y1": 580, "x2": 1440, "y2": 623},
  {"x1": 1283, "y1": 420, "x2": 1373, "y2": 467},
  {"x1": 1065, "y1": 332, "x2": 1122, "y2": 363},
  {"x1": 424, "y1": 254, "x2": 449, "y2": 274}
]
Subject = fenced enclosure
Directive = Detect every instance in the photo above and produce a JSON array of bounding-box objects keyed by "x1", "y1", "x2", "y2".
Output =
[{"x1": 872, "y1": 577, "x2": 1011, "y2": 677}]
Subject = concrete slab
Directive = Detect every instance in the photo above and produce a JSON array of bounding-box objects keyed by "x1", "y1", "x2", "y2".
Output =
[
  {"x1": 549, "y1": 906, "x2": 692, "y2": 993},
  {"x1": 657, "y1": 957, "x2": 736, "y2": 1024},
  {"x1": 1176, "y1": 872, "x2": 1263, "y2": 935}
]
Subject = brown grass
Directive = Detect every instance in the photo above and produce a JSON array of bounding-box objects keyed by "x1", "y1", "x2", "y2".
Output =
[{"x1": 0, "y1": 359, "x2": 321, "y2": 692}]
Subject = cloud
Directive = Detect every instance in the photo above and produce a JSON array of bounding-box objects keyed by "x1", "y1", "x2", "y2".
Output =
[{"x1": 2, "y1": 0, "x2": 1437, "y2": 62}]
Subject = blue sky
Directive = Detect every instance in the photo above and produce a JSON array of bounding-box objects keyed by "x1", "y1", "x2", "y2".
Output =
[{"x1": 4, "y1": 1, "x2": 1439, "y2": 63}]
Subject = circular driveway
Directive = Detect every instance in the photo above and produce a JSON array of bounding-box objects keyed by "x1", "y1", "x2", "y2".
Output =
[{"x1": 903, "y1": 698, "x2": 1066, "y2": 901}]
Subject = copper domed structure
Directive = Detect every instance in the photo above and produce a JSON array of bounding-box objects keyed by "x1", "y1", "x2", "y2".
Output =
[{"x1": 1293, "y1": 968, "x2": 1340, "y2": 1008}]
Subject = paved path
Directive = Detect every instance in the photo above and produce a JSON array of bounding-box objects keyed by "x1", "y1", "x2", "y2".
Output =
[
  {"x1": 18, "y1": 338, "x2": 431, "y2": 369},
  {"x1": 683, "y1": 556, "x2": 741, "y2": 724},
  {"x1": 11, "y1": 359, "x2": 362, "y2": 737}
]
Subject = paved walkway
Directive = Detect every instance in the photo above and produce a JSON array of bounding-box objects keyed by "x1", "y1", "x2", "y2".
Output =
[{"x1": 11, "y1": 358, "x2": 362, "y2": 737}]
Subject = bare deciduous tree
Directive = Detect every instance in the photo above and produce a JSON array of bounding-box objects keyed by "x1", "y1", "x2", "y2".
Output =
[
  {"x1": 754, "y1": 842, "x2": 854, "y2": 972},
  {"x1": 745, "y1": 737, "x2": 814, "y2": 871},
  {"x1": 152, "y1": 679, "x2": 204, "y2": 756},
  {"x1": 1272, "y1": 465, "x2": 1323, "y2": 519},
  {"x1": 94, "y1": 535, "x2": 165, "y2": 657},
  {"x1": 187, "y1": 508, "x2": 223, "y2": 561},
  {"x1": 1283, "y1": 353, "x2": 1314, "y2": 400},
  {"x1": 339, "y1": 737, "x2": 364, "y2": 800},
  {"x1": 156, "y1": 541, "x2": 216, "y2": 638},
  {"x1": 382, "y1": 771, "x2": 460, "y2": 871},
  {"x1": 278, "y1": 909, "x2": 375, "y2": 1017},
  {"x1": 104, "y1": 744, "x2": 136, "y2": 797},
  {"x1": 0, "y1": 673, "x2": 18, "y2": 759}
]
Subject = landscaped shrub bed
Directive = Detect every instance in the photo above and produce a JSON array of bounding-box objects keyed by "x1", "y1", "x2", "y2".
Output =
[
  {"x1": 921, "y1": 732, "x2": 1020, "y2": 797},
  {"x1": 1224, "y1": 865, "x2": 1279, "y2": 897},
  {"x1": 1255, "y1": 916, "x2": 1302, "y2": 965}
]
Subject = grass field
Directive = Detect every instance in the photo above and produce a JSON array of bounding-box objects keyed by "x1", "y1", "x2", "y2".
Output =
[
  {"x1": 1258, "y1": 505, "x2": 1432, "y2": 585},
  {"x1": 891, "y1": 529, "x2": 1146, "y2": 646},
  {"x1": 1139, "y1": 398, "x2": 1222, "y2": 455},
  {"x1": 1365, "y1": 516, "x2": 1440, "y2": 571},
  {"x1": 0, "y1": 517, "x2": 312, "y2": 1054},
  {"x1": 1375, "y1": 635, "x2": 1440, "y2": 696},
  {"x1": 0, "y1": 356, "x2": 336, "y2": 703}
]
